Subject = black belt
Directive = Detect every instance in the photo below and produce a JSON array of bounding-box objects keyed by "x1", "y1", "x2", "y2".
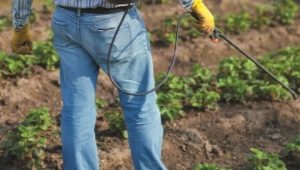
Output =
[{"x1": 58, "y1": 5, "x2": 132, "y2": 14}]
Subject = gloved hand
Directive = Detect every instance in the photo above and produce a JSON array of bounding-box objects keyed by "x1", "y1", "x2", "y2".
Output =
[
  {"x1": 191, "y1": 0, "x2": 215, "y2": 35},
  {"x1": 11, "y1": 25, "x2": 32, "y2": 55}
]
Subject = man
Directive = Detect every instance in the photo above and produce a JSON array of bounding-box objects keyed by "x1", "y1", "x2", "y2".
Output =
[{"x1": 11, "y1": 0, "x2": 214, "y2": 169}]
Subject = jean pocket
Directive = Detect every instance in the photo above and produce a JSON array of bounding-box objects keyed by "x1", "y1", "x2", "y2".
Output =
[
  {"x1": 91, "y1": 23, "x2": 131, "y2": 64},
  {"x1": 51, "y1": 18, "x2": 68, "y2": 47}
]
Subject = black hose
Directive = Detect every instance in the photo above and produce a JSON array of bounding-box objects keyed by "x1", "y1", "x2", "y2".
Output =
[{"x1": 107, "y1": 3, "x2": 189, "y2": 96}]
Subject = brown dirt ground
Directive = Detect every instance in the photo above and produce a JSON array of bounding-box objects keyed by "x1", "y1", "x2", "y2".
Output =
[{"x1": 1, "y1": 0, "x2": 300, "y2": 169}]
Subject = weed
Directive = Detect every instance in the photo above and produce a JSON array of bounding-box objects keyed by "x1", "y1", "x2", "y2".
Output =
[
  {"x1": 0, "y1": 51, "x2": 36, "y2": 77},
  {"x1": 186, "y1": 64, "x2": 220, "y2": 110},
  {"x1": 284, "y1": 135, "x2": 300, "y2": 153},
  {"x1": 217, "y1": 57, "x2": 256, "y2": 102},
  {"x1": 225, "y1": 11, "x2": 252, "y2": 33},
  {"x1": 43, "y1": 0, "x2": 55, "y2": 13},
  {"x1": 248, "y1": 148, "x2": 287, "y2": 170},
  {"x1": 158, "y1": 92, "x2": 184, "y2": 121},
  {"x1": 29, "y1": 11, "x2": 38, "y2": 23},
  {"x1": 274, "y1": 0, "x2": 299, "y2": 24},
  {"x1": 104, "y1": 108, "x2": 127, "y2": 139},
  {"x1": 157, "y1": 74, "x2": 185, "y2": 121},
  {"x1": 0, "y1": 108, "x2": 53, "y2": 169},
  {"x1": 33, "y1": 41, "x2": 59, "y2": 70},
  {"x1": 95, "y1": 98, "x2": 109, "y2": 109},
  {"x1": 252, "y1": 5, "x2": 273, "y2": 28},
  {"x1": 0, "y1": 16, "x2": 10, "y2": 31}
]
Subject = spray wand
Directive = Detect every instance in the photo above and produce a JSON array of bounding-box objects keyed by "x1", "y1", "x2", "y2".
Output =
[{"x1": 208, "y1": 28, "x2": 298, "y2": 100}]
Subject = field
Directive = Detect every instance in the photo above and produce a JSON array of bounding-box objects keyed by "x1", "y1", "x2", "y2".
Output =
[{"x1": 1, "y1": 0, "x2": 300, "y2": 169}]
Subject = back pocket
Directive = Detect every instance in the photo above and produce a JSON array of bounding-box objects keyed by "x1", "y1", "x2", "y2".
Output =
[
  {"x1": 51, "y1": 18, "x2": 69, "y2": 47},
  {"x1": 91, "y1": 23, "x2": 131, "y2": 64}
]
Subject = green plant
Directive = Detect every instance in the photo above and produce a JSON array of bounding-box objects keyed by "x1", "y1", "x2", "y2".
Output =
[
  {"x1": 217, "y1": 57, "x2": 256, "y2": 102},
  {"x1": 29, "y1": 11, "x2": 38, "y2": 23},
  {"x1": 189, "y1": 89, "x2": 219, "y2": 110},
  {"x1": 252, "y1": 5, "x2": 273, "y2": 28},
  {"x1": 274, "y1": 0, "x2": 299, "y2": 24},
  {"x1": 0, "y1": 16, "x2": 10, "y2": 31},
  {"x1": 185, "y1": 64, "x2": 220, "y2": 110},
  {"x1": 43, "y1": 0, "x2": 55, "y2": 13},
  {"x1": 193, "y1": 163, "x2": 230, "y2": 170},
  {"x1": 104, "y1": 109, "x2": 127, "y2": 139},
  {"x1": 157, "y1": 74, "x2": 185, "y2": 121},
  {"x1": 248, "y1": 148, "x2": 287, "y2": 170},
  {"x1": 254, "y1": 81, "x2": 291, "y2": 101},
  {"x1": 0, "y1": 42, "x2": 59, "y2": 77},
  {"x1": 217, "y1": 76, "x2": 252, "y2": 102},
  {"x1": 260, "y1": 47, "x2": 300, "y2": 93},
  {"x1": 284, "y1": 135, "x2": 300, "y2": 153},
  {"x1": 225, "y1": 11, "x2": 252, "y2": 33},
  {"x1": 216, "y1": 51, "x2": 296, "y2": 102},
  {"x1": 95, "y1": 98, "x2": 109, "y2": 109},
  {"x1": 153, "y1": 15, "x2": 200, "y2": 46},
  {"x1": 0, "y1": 108, "x2": 52, "y2": 169},
  {"x1": 0, "y1": 51, "x2": 36, "y2": 77},
  {"x1": 33, "y1": 41, "x2": 59, "y2": 70},
  {"x1": 158, "y1": 92, "x2": 184, "y2": 121}
]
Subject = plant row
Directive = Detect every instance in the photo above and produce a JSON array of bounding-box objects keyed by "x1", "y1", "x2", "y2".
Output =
[
  {"x1": 159, "y1": 47, "x2": 300, "y2": 120},
  {"x1": 0, "y1": 41, "x2": 59, "y2": 77},
  {"x1": 1, "y1": 43, "x2": 299, "y2": 132},
  {"x1": 91, "y1": 47, "x2": 300, "y2": 140},
  {"x1": 193, "y1": 145, "x2": 298, "y2": 170},
  {"x1": 151, "y1": 0, "x2": 299, "y2": 46},
  {"x1": 1, "y1": 107, "x2": 300, "y2": 169}
]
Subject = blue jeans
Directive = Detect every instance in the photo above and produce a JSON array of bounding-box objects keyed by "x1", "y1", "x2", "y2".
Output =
[{"x1": 51, "y1": 6, "x2": 166, "y2": 170}]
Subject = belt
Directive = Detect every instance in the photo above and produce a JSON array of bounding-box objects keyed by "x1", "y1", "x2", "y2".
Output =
[{"x1": 58, "y1": 5, "x2": 132, "y2": 14}]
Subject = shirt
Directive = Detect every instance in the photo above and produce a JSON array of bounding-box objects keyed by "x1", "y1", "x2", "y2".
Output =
[{"x1": 12, "y1": 0, "x2": 194, "y2": 28}]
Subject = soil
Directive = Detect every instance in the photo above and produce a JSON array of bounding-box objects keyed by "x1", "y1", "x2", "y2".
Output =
[{"x1": 1, "y1": 0, "x2": 300, "y2": 170}]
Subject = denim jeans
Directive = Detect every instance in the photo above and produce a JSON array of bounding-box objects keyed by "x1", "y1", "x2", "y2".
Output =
[{"x1": 51, "y1": 5, "x2": 167, "y2": 170}]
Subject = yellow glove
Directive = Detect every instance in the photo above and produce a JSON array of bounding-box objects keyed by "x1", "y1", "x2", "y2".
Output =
[
  {"x1": 11, "y1": 25, "x2": 32, "y2": 55},
  {"x1": 191, "y1": 0, "x2": 215, "y2": 34}
]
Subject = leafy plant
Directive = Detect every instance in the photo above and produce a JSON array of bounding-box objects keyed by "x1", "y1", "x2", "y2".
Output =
[
  {"x1": 95, "y1": 98, "x2": 109, "y2": 109},
  {"x1": 0, "y1": 15, "x2": 10, "y2": 31},
  {"x1": 260, "y1": 47, "x2": 300, "y2": 93},
  {"x1": 252, "y1": 5, "x2": 273, "y2": 28},
  {"x1": 274, "y1": 0, "x2": 299, "y2": 24},
  {"x1": 216, "y1": 50, "x2": 297, "y2": 102},
  {"x1": 217, "y1": 57, "x2": 256, "y2": 102},
  {"x1": 217, "y1": 76, "x2": 252, "y2": 102},
  {"x1": 33, "y1": 41, "x2": 59, "y2": 70},
  {"x1": 225, "y1": 11, "x2": 252, "y2": 33},
  {"x1": 284, "y1": 135, "x2": 300, "y2": 153},
  {"x1": 0, "y1": 108, "x2": 53, "y2": 169},
  {"x1": 104, "y1": 108, "x2": 127, "y2": 139},
  {"x1": 157, "y1": 74, "x2": 185, "y2": 121},
  {"x1": 189, "y1": 89, "x2": 219, "y2": 110},
  {"x1": 0, "y1": 51, "x2": 36, "y2": 77},
  {"x1": 42, "y1": 0, "x2": 55, "y2": 13},
  {"x1": 193, "y1": 163, "x2": 230, "y2": 170},
  {"x1": 185, "y1": 64, "x2": 220, "y2": 110},
  {"x1": 248, "y1": 148, "x2": 287, "y2": 170},
  {"x1": 158, "y1": 92, "x2": 184, "y2": 121},
  {"x1": 29, "y1": 11, "x2": 38, "y2": 23},
  {"x1": 153, "y1": 15, "x2": 201, "y2": 46},
  {"x1": 0, "y1": 42, "x2": 59, "y2": 77}
]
